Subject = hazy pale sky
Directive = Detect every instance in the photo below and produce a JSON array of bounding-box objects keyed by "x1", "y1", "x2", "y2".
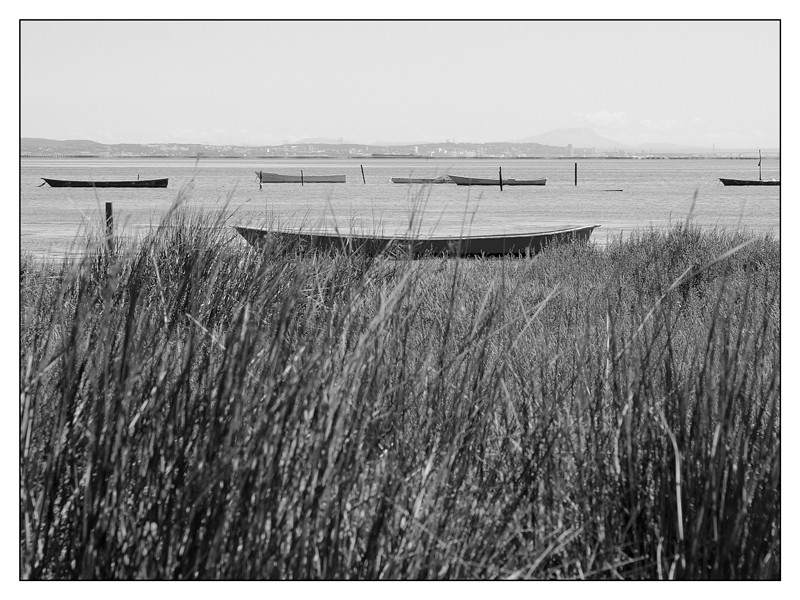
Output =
[{"x1": 20, "y1": 20, "x2": 780, "y2": 148}]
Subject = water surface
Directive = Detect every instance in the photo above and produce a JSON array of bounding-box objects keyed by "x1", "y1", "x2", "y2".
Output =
[{"x1": 21, "y1": 157, "x2": 780, "y2": 258}]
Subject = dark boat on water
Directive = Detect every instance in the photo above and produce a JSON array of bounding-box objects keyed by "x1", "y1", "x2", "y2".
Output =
[
  {"x1": 256, "y1": 171, "x2": 346, "y2": 183},
  {"x1": 719, "y1": 177, "x2": 779, "y2": 187},
  {"x1": 42, "y1": 177, "x2": 169, "y2": 188},
  {"x1": 448, "y1": 174, "x2": 547, "y2": 186},
  {"x1": 234, "y1": 224, "x2": 599, "y2": 258},
  {"x1": 720, "y1": 150, "x2": 779, "y2": 186}
]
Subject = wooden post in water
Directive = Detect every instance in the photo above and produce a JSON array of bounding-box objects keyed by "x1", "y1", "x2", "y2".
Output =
[
  {"x1": 575, "y1": 162, "x2": 578, "y2": 186},
  {"x1": 499, "y1": 167, "x2": 503, "y2": 191},
  {"x1": 758, "y1": 149, "x2": 762, "y2": 181},
  {"x1": 259, "y1": 170, "x2": 262, "y2": 190},
  {"x1": 301, "y1": 170, "x2": 304, "y2": 186},
  {"x1": 105, "y1": 202, "x2": 114, "y2": 252},
  {"x1": 361, "y1": 164, "x2": 366, "y2": 184}
]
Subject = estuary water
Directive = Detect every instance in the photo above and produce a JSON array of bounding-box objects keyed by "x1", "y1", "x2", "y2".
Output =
[{"x1": 20, "y1": 157, "x2": 780, "y2": 259}]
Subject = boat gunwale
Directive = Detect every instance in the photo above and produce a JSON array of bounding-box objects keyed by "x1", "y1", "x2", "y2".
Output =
[
  {"x1": 41, "y1": 177, "x2": 169, "y2": 183},
  {"x1": 390, "y1": 176, "x2": 453, "y2": 184},
  {"x1": 234, "y1": 224, "x2": 599, "y2": 242},
  {"x1": 256, "y1": 170, "x2": 346, "y2": 182},
  {"x1": 447, "y1": 174, "x2": 547, "y2": 185}
]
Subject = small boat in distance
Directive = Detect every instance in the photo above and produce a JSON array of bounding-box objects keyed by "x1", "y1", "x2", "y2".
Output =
[
  {"x1": 448, "y1": 174, "x2": 547, "y2": 186},
  {"x1": 719, "y1": 150, "x2": 780, "y2": 186},
  {"x1": 391, "y1": 176, "x2": 453, "y2": 184},
  {"x1": 41, "y1": 177, "x2": 168, "y2": 188},
  {"x1": 719, "y1": 177, "x2": 779, "y2": 187},
  {"x1": 234, "y1": 224, "x2": 599, "y2": 258},
  {"x1": 256, "y1": 171, "x2": 346, "y2": 183}
]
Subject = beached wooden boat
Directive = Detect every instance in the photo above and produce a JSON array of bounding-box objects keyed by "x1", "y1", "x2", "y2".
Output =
[
  {"x1": 234, "y1": 224, "x2": 599, "y2": 258},
  {"x1": 41, "y1": 177, "x2": 168, "y2": 188},
  {"x1": 448, "y1": 174, "x2": 547, "y2": 186},
  {"x1": 256, "y1": 171, "x2": 346, "y2": 183},
  {"x1": 719, "y1": 177, "x2": 779, "y2": 186},
  {"x1": 391, "y1": 176, "x2": 453, "y2": 184},
  {"x1": 720, "y1": 150, "x2": 779, "y2": 186}
]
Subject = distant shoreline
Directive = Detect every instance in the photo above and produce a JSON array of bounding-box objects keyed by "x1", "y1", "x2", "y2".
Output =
[{"x1": 20, "y1": 155, "x2": 772, "y2": 161}]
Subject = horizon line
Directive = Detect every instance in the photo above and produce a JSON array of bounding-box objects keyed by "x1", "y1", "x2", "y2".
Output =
[{"x1": 20, "y1": 136, "x2": 780, "y2": 152}]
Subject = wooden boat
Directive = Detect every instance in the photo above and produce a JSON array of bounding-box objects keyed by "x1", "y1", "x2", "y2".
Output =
[
  {"x1": 448, "y1": 174, "x2": 547, "y2": 186},
  {"x1": 391, "y1": 176, "x2": 453, "y2": 184},
  {"x1": 234, "y1": 224, "x2": 599, "y2": 258},
  {"x1": 256, "y1": 171, "x2": 346, "y2": 183},
  {"x1": 720, "y1": 150, "x2": 779, "y2": 186},
  {"x1": 41, "y1": 177, "x2": 168, "y2": 188},
  {"x1": 719, "y1": 177, "x2": 779, "y2": 186}
]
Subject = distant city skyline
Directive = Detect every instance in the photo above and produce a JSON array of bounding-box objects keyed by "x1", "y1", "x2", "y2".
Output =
[{"x1": 21, "y1": 20, "x2": 780, "y2": 149}]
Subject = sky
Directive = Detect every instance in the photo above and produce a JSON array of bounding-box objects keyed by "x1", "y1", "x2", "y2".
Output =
[{"x1": 20, "y1": 20, "x2": 780, "y2": 148}]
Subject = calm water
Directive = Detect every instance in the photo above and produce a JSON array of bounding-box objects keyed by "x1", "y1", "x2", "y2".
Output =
[{"x1": 20, "y1": 157, "x2": 780, "y2": 258}]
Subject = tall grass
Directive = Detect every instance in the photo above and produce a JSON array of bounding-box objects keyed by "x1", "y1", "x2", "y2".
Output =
[{"x1": 20, "y1": 205, "x2": 780, "y2": 579}]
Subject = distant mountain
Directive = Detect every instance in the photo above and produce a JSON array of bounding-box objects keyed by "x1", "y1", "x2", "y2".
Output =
[{"x1": 518, "y1": 128, "x2": 627, "y2": 150}]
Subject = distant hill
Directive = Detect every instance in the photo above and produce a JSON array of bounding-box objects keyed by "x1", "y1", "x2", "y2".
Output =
[
  {"x1": 23, "y1": 136, "x2": 754, "y2": 158},
  {"x1": 21, "y1": 138, "x2": 271, "y2": 157},
  {"x1": 519, "y1": 128, "x2": 627, "y2": 150},
  {"x1": 22, "y1": 138, "x2": 114, "y2": 153},
  {"x1": 20, "y1": 137, "x2": 570, "y2": 158},
  {"x1": 23, "y1": 137, "x2": 101, "y2": 148}
]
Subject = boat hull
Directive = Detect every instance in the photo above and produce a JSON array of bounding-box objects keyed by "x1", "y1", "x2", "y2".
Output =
[
  {"x1": 448, "y1": 175, "x2": 547, "y2": 186},
  {"x1": 256, "y1": 171, "x2": 346, "y2": 183},
  {"x1": 719, "y1": 178, "x2": 779, "y2": 186},
  {"x1": 391, "y1": 176, "x2": 453, "y2": 184},
  {"x1": 42, "y1": 177, "x2": 168, "y2": 188},
  {"x1": 235, "y1": 225, "x2": 599, "y2": 258}
]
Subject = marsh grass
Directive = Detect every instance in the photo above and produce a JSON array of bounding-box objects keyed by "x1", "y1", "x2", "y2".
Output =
[{"x1": 20, "y1": 203, "x2": 779, "y2": 579}]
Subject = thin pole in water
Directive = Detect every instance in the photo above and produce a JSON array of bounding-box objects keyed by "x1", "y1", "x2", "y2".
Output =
[
  {"x1": 259, "y1": 170, "x2": 262, "y2": 190},
  {"x1": 575, "y1": 162, "x2": 578, "y2": 186},
  {"x1": 301, "y1": 170, "x2": 304, "y2": 186},
  {"x1": 361, "y1": 165, "x2": 366, "y2": 184},
  {"x1": 758, "y1": 149, "x2": 762, "y2": 181},
  {"x1": 499, "y1": 166, "x2": 503, "y2": 191}
]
